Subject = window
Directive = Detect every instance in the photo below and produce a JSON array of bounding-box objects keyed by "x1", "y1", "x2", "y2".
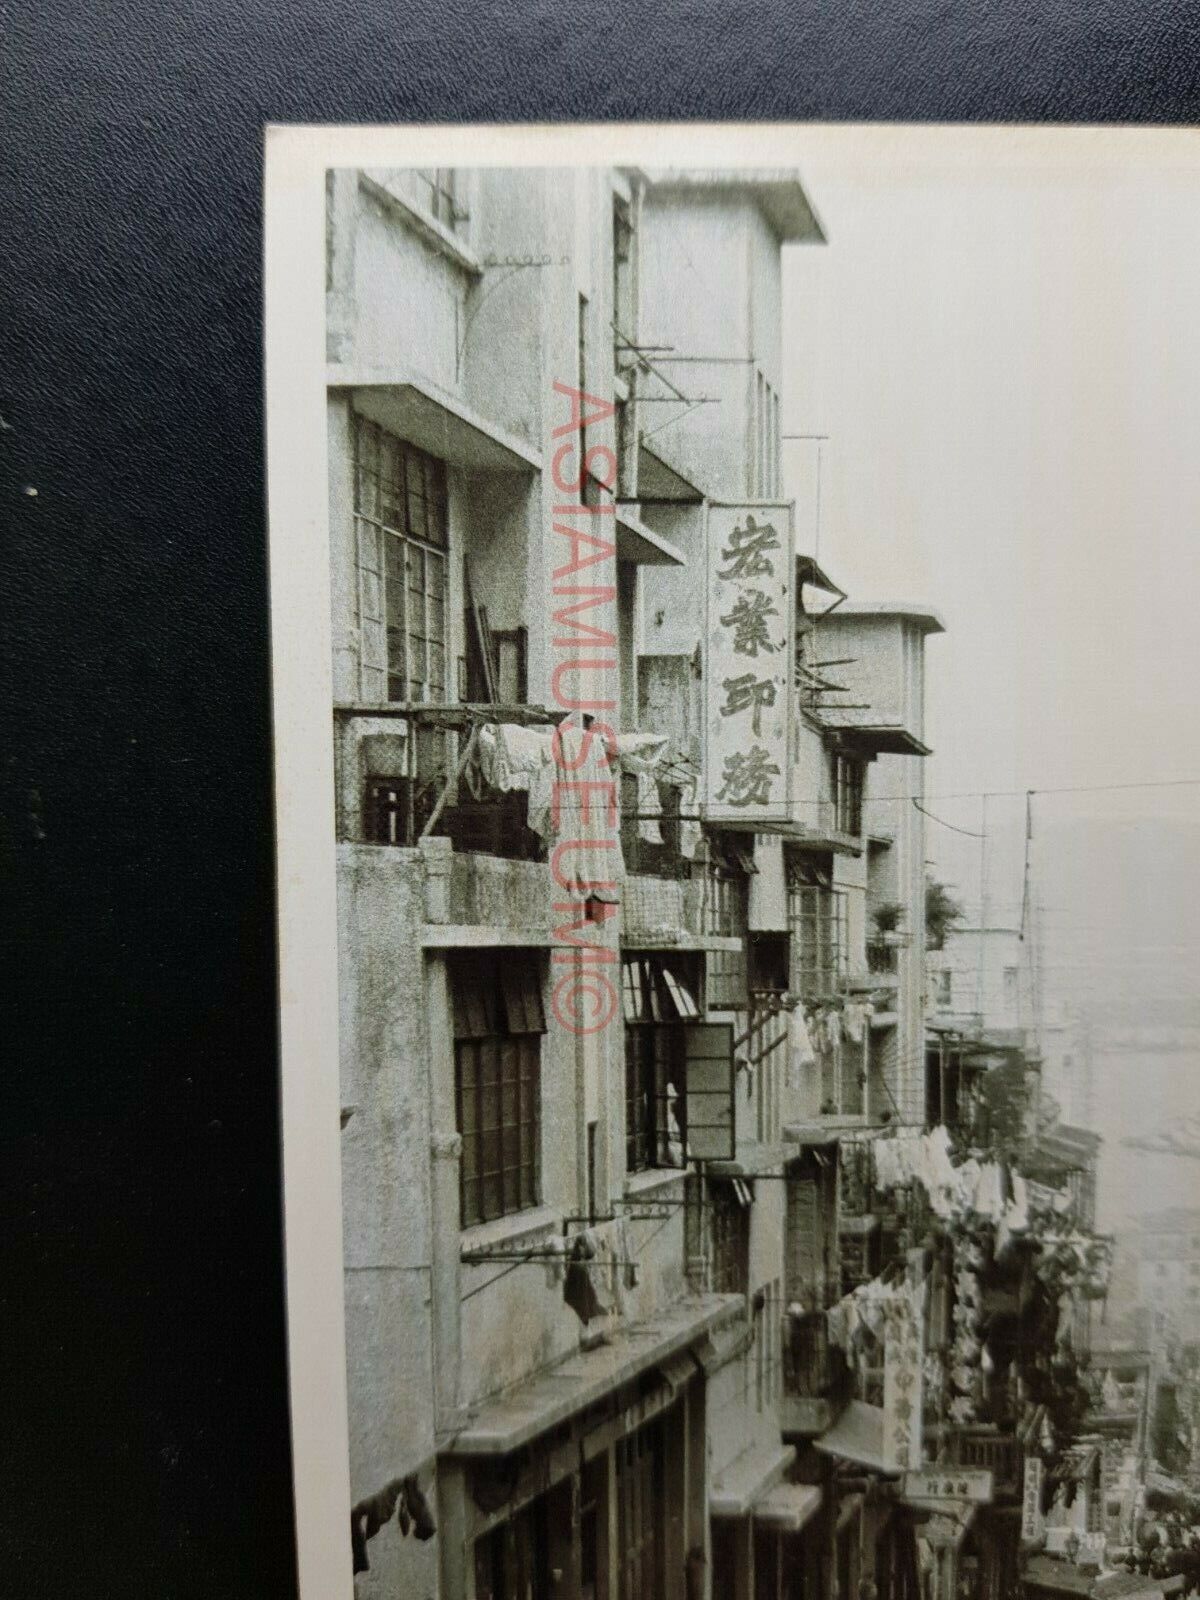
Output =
[
  {"x1": 612, "y1": 194, "x2": 635, "y2": 360},
  {"x1": 1003, "y1": 965, "x2": 1019, "y2": 1008},
  {"x1": 710, "y1": 1179, "x2": 752, "y2": 1295},
  {"x1": 704, "y1": 838, "x2": 751, "y2": 1010},
  {"x1": 417, "y1": 167, "x2": 463, "y2": 232},
  {"x1": 450, "y1": 951, "x2": 546, "y2": 1227},
  {"x1": 623, "y1": 956, "x2": 700, "y2": 1173},
  {"x1": 354, "y1": 416, "x2": 449, "y2": 703},
  {"x1": 934, "y1": 969, "x2": 952, "y2": 1008},
  {"x1": 833, "y1": 754, "x2": 865, "y2": 837},
  {"x1": 787, "y1": 861, "x2": 848, "y2": 1000}
]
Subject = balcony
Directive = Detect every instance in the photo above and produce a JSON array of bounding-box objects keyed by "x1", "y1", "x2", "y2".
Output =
[{"x1": 781, "y1": 1309, "x2": 847, "y2": 1436}]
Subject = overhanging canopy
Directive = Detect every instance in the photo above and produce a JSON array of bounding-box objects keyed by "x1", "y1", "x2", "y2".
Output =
[
  {"x1": 814, "y1": 1400, "x2": 893, "y2": 1474},
  {"x1": 330, "y1": 367, "x2": 543, "y2": 473}
]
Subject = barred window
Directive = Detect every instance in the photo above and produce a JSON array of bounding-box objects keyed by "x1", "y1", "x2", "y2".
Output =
[
  {"x1": 710, "y1": 1179, "x2": 751, "y2": 1295},
  {"x1": 353, "y1": 415, "x2": 449, "y2": 704},
  {"x1": 833, "y1": 753, "x2": 865, "y2": 837},
  {"x1": 450, "y1": 952, "x2": 545, "y2": 1228}
]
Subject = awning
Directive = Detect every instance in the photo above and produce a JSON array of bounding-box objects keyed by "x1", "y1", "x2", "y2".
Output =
[
  {"x1": 711, "y1": 1442, "x2": 796, "y2": 1518},
  {"x1": 754, "y1": 1482, "x2": 823, "y2": 1533},
  {"x1": 814, "y1": 1400, "x2": 893, "y2": 1474},
  {"x1": 329, "y1": 366, "x2": 543, "y2": 473},
  {"x1": 442, "y1": 1293, "x2": 742, "y2": 1457},
  {"x1": 637, "y1": 439, "x2": 706, "y2": 504},
  {"x1": 615, "y1": 504, "x2": 686, "y2": 566}
]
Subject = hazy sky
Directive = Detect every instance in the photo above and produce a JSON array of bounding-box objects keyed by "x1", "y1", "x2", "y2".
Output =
[
  {"x1": 775, "y1": 130, "x2": 1200, "y2": 1218},
  {"x1": 780, "y1": 128, "x2": 1200, "y2": 914}
]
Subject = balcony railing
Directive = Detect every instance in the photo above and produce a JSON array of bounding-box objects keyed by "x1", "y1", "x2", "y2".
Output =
[
  {"x1": 781, "y1": 1309, "x2": 848, "y2": 1435},
  {"x1": 866, "y1": 939, "x2": 898, "y2": 975},
  {"x1": 932, "y1": 1425, "x2": 1023, "y2": 1498}
]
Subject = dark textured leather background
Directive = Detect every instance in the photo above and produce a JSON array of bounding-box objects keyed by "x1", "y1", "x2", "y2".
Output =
[{"x1": 1, "y1": 1, "x2": 1196, "y2": 1593}]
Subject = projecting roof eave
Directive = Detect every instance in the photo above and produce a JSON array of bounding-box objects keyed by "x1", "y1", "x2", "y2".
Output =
[
  {"x1": 641, "y1": 169, "x2": 826, "y2": 244},
  {"x1": 826, "y1": 599, "x2": 946, "y2": 635},
  {"x1": 823, "y1": 723, "x2": 932, "y2": 757}
]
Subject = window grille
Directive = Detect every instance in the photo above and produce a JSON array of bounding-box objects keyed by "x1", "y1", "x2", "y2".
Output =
[{"x1": 833, "y1": 753, "x2": 865, "y2": 837}]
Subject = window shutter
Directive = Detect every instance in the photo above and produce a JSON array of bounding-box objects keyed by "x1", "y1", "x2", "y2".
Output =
[{"x1": 682, "y1": 1022, "x2": 736, "y2": 1162}]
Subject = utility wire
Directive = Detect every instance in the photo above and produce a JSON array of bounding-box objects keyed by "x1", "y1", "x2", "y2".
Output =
[{"x1": 912, "y1": 799, "x2": 986, "y2": 837}]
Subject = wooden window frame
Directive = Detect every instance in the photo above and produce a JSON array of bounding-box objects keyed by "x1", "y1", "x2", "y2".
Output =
[
  {"x1": 451, "y1": 952, "x2": 545, "y2": 1229},
  {"x1": 622, "y1": 956, "x2": 702, "y2": 1174},
  {"x1": 353, "y1": 414, "x2": 450, "y2": 705}
]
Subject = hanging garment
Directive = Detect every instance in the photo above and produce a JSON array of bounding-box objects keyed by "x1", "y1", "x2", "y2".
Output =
[
  {"x1": 546, "y1": 725, "x2": 624, "y2": 901},
  {"x1": 636, "y1": 770, "x2": 663, "y2": 843},
  {"x1": 564, "y1": 1233, "x2": 606, "y2": 1324},
  {"x1": 843, "y1": 1002, "x2": 868, "y2": 1044},
  {"x1": 665, "y1": 1080, "x2": 686, "y2": 1169},
  {"x1": 873, "y1": 1135, "x2": 902, "y2": 1191},
  {"x1": 400, "y1": 1474, "x2": 437, "y2": 1542},
  {"x1": 787, "y1": 1006, "x2": 816, "y2": 1091},
  {"x1": 678, "y1": 777, "x2": 702, "y2": 860}
]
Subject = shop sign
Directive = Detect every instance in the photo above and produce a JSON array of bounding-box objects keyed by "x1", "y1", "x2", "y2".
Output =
[
  {"x1": 903, "y1": 1468, "x2": 993, "y2": 1505},
  {"x1": 703, "y1": 502, "x2": 795, "y2": 824}
]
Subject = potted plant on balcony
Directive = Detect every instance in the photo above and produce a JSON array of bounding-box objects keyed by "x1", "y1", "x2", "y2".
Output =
[{"x1": 868, "y1": 903, "x2": 906, "y2": 972}]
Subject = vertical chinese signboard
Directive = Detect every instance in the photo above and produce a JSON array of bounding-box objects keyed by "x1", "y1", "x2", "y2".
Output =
[
  {"x1": 881, "y1": 1279, "x2": 925, "y2": 1472},
  {"x1": 1021, "y1": 1456, "x2": 1044, "y2": 1543},
  {"x1": 703, "y1": 502, "x2": 795, "y2": 824}
]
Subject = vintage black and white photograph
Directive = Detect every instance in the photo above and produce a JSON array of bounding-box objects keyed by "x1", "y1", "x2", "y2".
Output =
[{"x1": 265, "y1": 126, "x2": 1200, "y2": 1600}]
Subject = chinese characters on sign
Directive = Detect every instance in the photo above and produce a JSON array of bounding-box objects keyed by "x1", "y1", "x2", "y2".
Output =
[
  {"x1": 881, "y1": 1278, "x2": 925, "y2": 1473},
  {"x1": 903, "y1": 1469, "x2": 993, "y2": 1505},
  {"x1": 1021, "y1": 1456, "x2": 1045, "y2": 1543},
  {"x1": 704, "y1": 503, "x2": 794, "y2": 823}
]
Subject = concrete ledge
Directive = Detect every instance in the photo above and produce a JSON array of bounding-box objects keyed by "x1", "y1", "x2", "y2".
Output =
[{"x1": 440, "y1": 1294, "x2": 743, "y2": 1458}]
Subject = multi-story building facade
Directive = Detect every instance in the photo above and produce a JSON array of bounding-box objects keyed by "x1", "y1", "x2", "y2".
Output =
[{"x1": 324, "y1": 160, "x2": 1114, "y2": 1600}]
